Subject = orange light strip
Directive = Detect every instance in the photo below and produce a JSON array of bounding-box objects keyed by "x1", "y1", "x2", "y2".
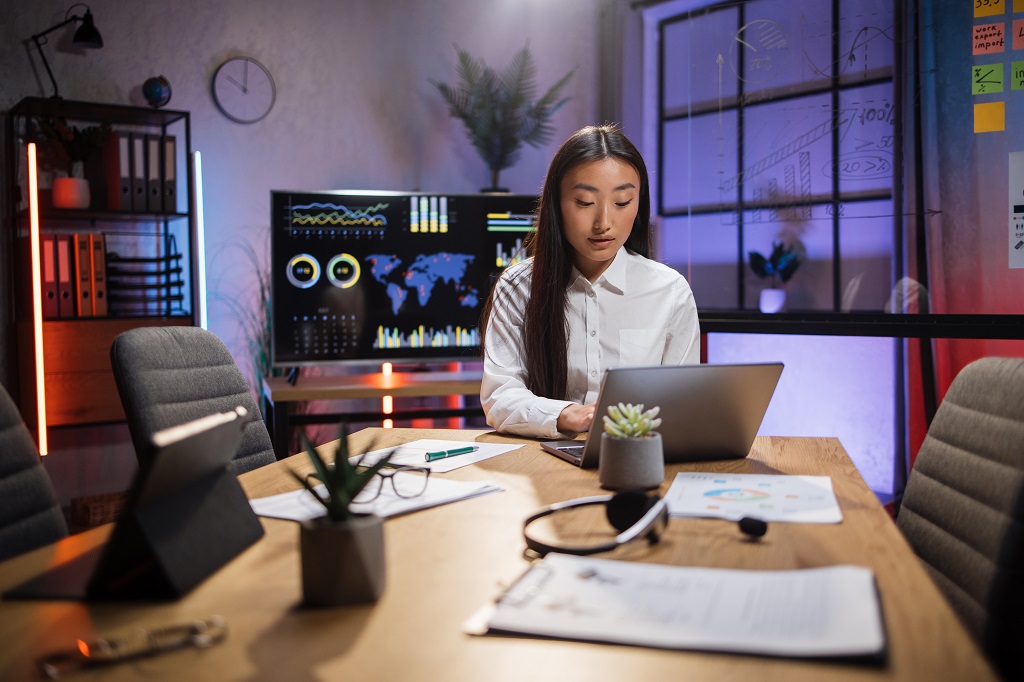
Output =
[
  {"x1": 27, "y1": 143, "x2": 48, "y2": 455},
  {"x1": 381, "y1": 362, "x2": 393, "y2": 428}
]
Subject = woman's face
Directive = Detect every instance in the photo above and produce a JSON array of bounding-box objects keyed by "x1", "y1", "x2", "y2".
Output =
[{"x1": 559, "y1": 156, "x2": 641, "y2": 282}]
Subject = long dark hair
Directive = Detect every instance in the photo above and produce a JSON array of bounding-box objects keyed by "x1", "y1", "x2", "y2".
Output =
[{"x1": 480, "y1": 124, "x2": 652, "y2": 400}]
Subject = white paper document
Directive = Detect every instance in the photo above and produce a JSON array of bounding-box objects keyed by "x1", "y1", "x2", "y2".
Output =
[
  {"x1": 352, "y1": 439, "x2": 523, "y2": 473},
  {"x1": 475, "y1": 554, "x2": 885, "y2": 660},
  {"x1": 665, "y1": 472, "x2": 843, "y2": 523},
  {"x1": 250, "y1": 476, "x2": 502, "y2": 521}
]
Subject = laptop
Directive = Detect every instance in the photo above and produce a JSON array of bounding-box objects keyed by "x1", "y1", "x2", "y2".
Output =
[
  {"x1": 5, "y1": 407, "x2": 263, "y2": 601},
  {"x1": 540, "y1": 362, "x2": 784, "y2": 468}
]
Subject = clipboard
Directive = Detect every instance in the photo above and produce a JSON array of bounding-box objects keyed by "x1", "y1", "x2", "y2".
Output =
[{"x1": 470, "y1": 554, "x2": 887, "y2": 663}]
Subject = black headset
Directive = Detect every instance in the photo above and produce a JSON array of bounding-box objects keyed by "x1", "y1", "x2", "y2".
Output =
[
  {"x1": 522, "y1": 491, "x2": 769, "y2": 557},
  {"x1": 523, "y1": 491, "x2": 669, "y2": 557}
]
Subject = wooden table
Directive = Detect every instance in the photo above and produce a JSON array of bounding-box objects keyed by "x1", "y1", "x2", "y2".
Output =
[
  {"x1": 261, "y1": 370, "x2": 483, "y2": 459},
  {"x1": 0, "y1": 430, "x2": 996, "y2": 681}
]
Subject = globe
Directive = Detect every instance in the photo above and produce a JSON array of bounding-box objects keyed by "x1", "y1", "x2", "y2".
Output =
[{"x1": 143, "y1": 76, "x2": 172, "y2": 108}]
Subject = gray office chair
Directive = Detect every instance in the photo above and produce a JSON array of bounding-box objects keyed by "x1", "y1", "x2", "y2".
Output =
[
  {"x1": 0, "y1": 382, "x2": 68, "y2": 563},
  {"x1": 897, "y1": 356, "x2": 1024, "y2": 681},
  {"x1": 110, "y1": 326, "x2": 276, "y2": 475}
]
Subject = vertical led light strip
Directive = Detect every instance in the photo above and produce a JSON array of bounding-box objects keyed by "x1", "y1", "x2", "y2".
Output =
[
  {"x1": 192, "y1": 151, "x2": 208, "y2": 329},
  {"x1": 27, "y1": 144, "x2": 48, "y2": 455},
  {"x1": 381, "y1": 362, "x2": 393, "y2": 428}
]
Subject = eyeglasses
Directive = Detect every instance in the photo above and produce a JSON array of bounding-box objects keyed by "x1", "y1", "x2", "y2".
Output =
[
  {"x1": 353, "y1": 464, "x2": 431, "y2": 503},
  {"x1": 36, "y1": 615, "x2": 227, "y2": 678}
]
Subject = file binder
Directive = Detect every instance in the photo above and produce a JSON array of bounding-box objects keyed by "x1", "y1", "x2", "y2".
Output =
[
  {"x1": 112, "y1": 130, "x2": 132, "y2": 208},
  {"x1": 90, "y1": 233, "x2": 108, "y2": 317},
  {"x1": 130, "y1": 133, "x2": 146, "y2": 212},
  {"x1": 146, "y1": 134, "x2": 162, "y2": 213},
  {"x1": 72, "y1": 233, "x2": 92, "y2": 317},
  {"x1": 41, "y1": 236, "x2": 58, "y2": 318},
  {"x1": 162, "y1": 135, "x2": 177, "y2": 213},
  {"x1": 56, "y1": 235, "x2": 74, "y2": 318}
]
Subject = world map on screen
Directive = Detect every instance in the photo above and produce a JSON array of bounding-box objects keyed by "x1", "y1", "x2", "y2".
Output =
[{"x1": 365, "y1": 253, "x2": 478, "y2": 315}]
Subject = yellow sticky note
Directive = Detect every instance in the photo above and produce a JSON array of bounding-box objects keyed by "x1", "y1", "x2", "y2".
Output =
[
  {"x1": 974, "y1": 101, "x2": 1006, "y2": 133},
  {"x1": 1016, "y1": 0, "x2": 1024, "y2": 13},
  {"x1": 975, "y1": 0, "x2": 1005, "y2": 17}
]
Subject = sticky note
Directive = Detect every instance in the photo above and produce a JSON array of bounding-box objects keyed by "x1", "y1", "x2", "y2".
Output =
[
  {"x1": 975, "y1": 0, "x2": 1005, "y2": 17},
  {"x1": 1015, "y1": 19, "x2": 1024, "y2": 50},
  {"x1": 974, "y1": 101, "x2": 1006, "y2": 132},
  {"x1": 1014, "y1": 61, "x2": 1024, "y2": 90},
  {"x1": 974, "y1": 23, "x2": 1006, "y2": 54},
  {"x1": 1016, "y1": 0, "x2": 1024, "y2": 13},
  {"x1": 973, "y1": 63, "x2": 1005, "y2": 93}
]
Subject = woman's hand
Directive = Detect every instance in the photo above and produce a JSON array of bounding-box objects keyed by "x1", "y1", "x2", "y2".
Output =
[{"x1": 557, "y1": 402, "x2": 597, "y2": 435}]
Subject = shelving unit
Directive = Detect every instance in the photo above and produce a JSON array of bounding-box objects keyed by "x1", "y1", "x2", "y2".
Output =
[{"x1": 4, "y1": 97, "x2": 201, "y2": 451}]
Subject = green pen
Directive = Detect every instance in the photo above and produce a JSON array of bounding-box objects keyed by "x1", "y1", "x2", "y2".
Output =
[{"x1": 425, "y1": 446, "x2": 479, "y2": 462}]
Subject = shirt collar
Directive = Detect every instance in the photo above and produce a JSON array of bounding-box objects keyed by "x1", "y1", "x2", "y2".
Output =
[
  {"x1": 596, "y1": 246, "x2": 630, "y2": 294},
  {"x1": 569, "y1": 246, "x2": 631, "y2": 293}
]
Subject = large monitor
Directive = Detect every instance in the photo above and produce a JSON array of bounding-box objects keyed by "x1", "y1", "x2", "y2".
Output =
[{"x1": 271, "y1": 190, "x2": 537, "y2": 367}]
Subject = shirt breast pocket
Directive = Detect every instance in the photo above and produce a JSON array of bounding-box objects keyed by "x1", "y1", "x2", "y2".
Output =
[{"x1": 618, "y1": 329, "x2": 666, "y2": 366}]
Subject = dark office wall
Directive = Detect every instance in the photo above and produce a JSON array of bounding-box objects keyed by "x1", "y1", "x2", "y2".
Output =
[
  {"x1": 0, "y1": 0, "x2": 638, "y2": 502},
  {"x1": 1, "y1": 0, "x2": 638, "y2": 388}
]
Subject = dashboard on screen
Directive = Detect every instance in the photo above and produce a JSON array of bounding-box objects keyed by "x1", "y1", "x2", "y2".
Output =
[{"x1": 271, "y1": 190, "x2": 537, "y2": 367}]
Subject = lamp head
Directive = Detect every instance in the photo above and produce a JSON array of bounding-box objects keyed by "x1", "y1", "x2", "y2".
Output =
[
  {"x1": 30, "y1": 4, "x2": 104, "y2": 98},
  {"x1": 72, "y1": 9, "x2": 103, "y2": 48}
]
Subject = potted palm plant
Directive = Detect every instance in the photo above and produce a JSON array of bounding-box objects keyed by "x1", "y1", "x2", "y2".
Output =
[
  {"x1": 599, "y1": 403, "x2": 664, "y2": 491},
  {"x1": 431, "y1": 44, "x2": 574, "y2": 191},
  {"x1": 748, "y1": 240, "x2": 802, "y2": 313},
  {"x1": 32, "y1": 117, "x2": 110, "y2": 209},
  {"x1": 293, "y1": 425, "x2": 393, "y2": 607}
]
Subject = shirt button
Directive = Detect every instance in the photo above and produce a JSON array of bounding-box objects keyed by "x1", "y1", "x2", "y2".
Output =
[
  {"x1": 590, "y1": 330, "x2": 596, "y2": 337},
  {"x1": 591, "y1": 370, "x2": 597, "y2": 377},
  {"x1": 588, "y1": 291, "x2": 596, "y2": 298}
]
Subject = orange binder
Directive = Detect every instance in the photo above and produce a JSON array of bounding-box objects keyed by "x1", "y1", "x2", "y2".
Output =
[
  {"x1": 72, "y1": 233, "x2": 93, "y2": 317},
  {"x1": 56, "y1": 235, "x2": 74, "y2": 318},
  {"x1": 89, "y1": 233, "x2": 108, "y2": 316},
  {"x1": 41, "y1": 236, "x2": 58, "y2": 318}
]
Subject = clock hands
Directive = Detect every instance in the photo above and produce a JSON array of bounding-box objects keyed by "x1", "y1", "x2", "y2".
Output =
[
  {"x1": 225, "y1": 75, "x2": 248, "y2": 94},
  {"x1": 224, "y1": 60, "x2": 252, "y2": 94}
]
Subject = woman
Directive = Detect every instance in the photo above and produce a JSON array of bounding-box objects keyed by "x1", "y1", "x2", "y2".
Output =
[{"x1": 479, "y1": 124, "x2": 700, "y2": 438}]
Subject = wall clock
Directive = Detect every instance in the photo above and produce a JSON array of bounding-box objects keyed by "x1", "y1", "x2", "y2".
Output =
[{"x1": 212, "y1": 56, "x2": 276, "y2": 124}]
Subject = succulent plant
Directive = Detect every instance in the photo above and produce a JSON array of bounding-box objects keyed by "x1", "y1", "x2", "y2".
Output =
[
  {"x1": 603, "y1": 403, "x2": 662, "y2": 439},
  {"x1": 293, "y1": 424, "x2": 391, "y2": 523}
]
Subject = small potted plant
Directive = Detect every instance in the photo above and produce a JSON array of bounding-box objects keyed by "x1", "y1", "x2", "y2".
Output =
[
  {"x1": 431, "y1": 44, "x2": 574, "y2": 192},
  {"x1": 32, "y1": 117, "x2": 110, "y2": 209},
  {"x1": 748, "y1": 240, "x2": 801, "y2": 313},
  {"x1": 599, "y1": 403, "x2": 664, "y2": 491},
  {"x1": 293, "y1": 425, "x2": 392, "y2": 607}
]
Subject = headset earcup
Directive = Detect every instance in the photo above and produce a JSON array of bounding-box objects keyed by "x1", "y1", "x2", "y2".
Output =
[{"x1": 606, "y1": 491, "x2": 658, "y2": 532}]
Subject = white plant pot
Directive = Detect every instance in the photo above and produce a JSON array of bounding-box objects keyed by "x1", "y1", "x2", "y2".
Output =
[
  {"x1": 598, "y1": 432, "x2": 664, "y2": 491},
  {"x1": 52, "y1": 177, "x2": 91, "y2": 209},
  {"x1": 759, "y1": 288, "x2": 786, "y2": 313}
]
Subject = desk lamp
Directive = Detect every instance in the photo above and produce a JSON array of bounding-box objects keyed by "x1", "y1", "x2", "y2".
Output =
[{"x1": 31, "y1": 3, "x2": 104, "y2": 99}]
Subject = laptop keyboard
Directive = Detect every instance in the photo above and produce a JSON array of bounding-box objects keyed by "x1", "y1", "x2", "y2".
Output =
[{"x1": 559, "y1": 445, "x2": 585, "y2": 459}]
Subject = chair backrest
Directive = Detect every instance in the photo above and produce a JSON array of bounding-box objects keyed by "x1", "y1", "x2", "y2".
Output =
[
  {"x1": 110, "y1": 326, "x2": 276, "y2": 475},
  {"x1": 0, "y1": 382, "x2": 68, "y2": 562},
  {"x1": 897, "y1": 356, "x2": 1024, "y2": 681}
]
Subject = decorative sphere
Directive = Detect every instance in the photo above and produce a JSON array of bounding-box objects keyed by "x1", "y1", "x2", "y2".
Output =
[{"x1": 143, "y1": 76, "x2": 172, "y2": 108}]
